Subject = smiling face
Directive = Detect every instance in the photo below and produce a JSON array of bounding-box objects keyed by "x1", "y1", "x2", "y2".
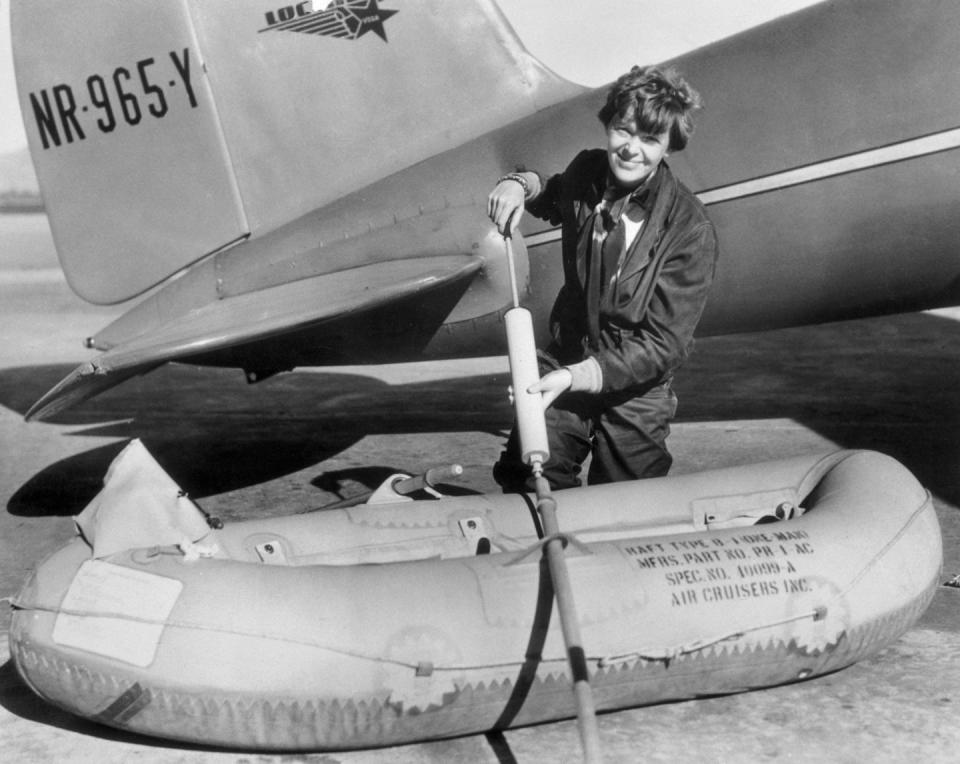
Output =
[{"x1": 605, "y1": 117, "x2": 670, "y2": 190}]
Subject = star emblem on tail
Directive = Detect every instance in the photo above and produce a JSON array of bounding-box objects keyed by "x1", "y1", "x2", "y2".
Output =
[{"x1": 261, "y1": 1, "x2": 398, "y2": 42}]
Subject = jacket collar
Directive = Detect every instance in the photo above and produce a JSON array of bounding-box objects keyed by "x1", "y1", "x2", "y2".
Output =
[
  {"x1": 617, "y1": 163, "x2": 680, "y2": 274},
  {"x1": 579, "y1": 152, "x2": 679, "y2": 230},
  {"x1": 620, "y1": 165, "x2": 662, "y2": 211}
]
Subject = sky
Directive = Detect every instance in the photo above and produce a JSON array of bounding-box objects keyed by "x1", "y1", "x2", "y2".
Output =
[{"x1": 0, "y1": 0, "x2": 822, "y2": 156}]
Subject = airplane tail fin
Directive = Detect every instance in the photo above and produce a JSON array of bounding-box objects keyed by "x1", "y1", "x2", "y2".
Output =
[{"x1": 12, "y1": 0, "x2": 581, "y2": 304}]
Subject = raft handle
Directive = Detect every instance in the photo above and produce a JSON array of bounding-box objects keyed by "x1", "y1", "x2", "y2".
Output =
[
  {"x1": 702, "y1": 495, "x2": 805, "y2": 529},
  {"x1": 305, "y1": 464, "x2": 465, "y2": 511},
  {"x1": 457, "y1": 516, "x2": 492, "y2": 556}
]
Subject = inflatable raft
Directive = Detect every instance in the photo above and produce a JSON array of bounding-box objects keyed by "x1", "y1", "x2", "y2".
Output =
[{"x1": 8, "y1": 443, "x2": 941, "y2": 751}]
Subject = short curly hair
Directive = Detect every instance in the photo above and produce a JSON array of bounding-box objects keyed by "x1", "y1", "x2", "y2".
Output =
[{"x1": 597, "y1": 65, "x2": 702, "y2": 152}]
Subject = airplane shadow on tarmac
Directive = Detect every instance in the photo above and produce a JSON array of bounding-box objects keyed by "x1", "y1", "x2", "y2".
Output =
[
  {"x1": 1, "y1": 311, "x2": 958, "y2": 517},
  {"x1": 675, "y1": 311, "x2": 960, "y2": 508},
  {"x1": 1, "y1": 362, "x2": 513, "y2": 517}
]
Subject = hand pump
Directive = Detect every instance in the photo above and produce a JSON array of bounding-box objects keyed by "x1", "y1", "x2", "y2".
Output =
[{"x1": 502, "y1": 231, "x2": 603, "y2": 763}]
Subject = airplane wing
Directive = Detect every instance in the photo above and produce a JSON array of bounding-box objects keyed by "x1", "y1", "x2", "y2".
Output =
[{"x1": 25, "y1": 255, "x2": 481, "y2": 421}]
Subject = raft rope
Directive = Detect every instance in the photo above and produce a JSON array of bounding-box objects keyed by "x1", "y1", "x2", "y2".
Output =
[
  {"x1": 595, "y1": 607, "x2": 825, "y2": 668},
  {"x1": 5, "y1": 491, "x2": 934, "y2": 677},
  {"x1": 598, "y1": 490, "x2": 935, "y2": 666},
  {"x1": 504, "y1": 531, "x2": 593, "y2": 564},
  {"x1": 4, "y1": 595, "x2": 824, "y2": 674},
  {"x1": 839, "y1": 489, "x2": 934, "y2": 595}
]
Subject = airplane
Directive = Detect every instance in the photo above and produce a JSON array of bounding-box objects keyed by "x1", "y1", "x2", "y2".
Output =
[{"x1": 11, "y1": 0, "x2": 960, "y2": 422}]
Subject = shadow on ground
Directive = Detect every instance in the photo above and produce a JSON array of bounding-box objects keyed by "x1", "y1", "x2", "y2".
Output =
[
  {"x1": 2, "y1": 312, "x2": 958, "y2": 515},
  {"x1": 2, "y1": 363, "x2": 511, "y2": 516},
  {"x1": 676, "y1": 311, "x2": 960, "y2": 506}
]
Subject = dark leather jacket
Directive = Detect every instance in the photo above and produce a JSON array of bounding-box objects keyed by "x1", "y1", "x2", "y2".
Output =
[{"x1": 527, "y1": 149, "x2": 719, "y2": 394}]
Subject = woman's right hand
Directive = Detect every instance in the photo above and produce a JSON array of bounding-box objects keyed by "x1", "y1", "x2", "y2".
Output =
[{"x1": 487, "y1": 179, "x2": 526, "y2": 237}]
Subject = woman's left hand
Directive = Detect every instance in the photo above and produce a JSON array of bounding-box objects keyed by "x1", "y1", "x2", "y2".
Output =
[{"x1": 528, "y1": 368, "x2": 573, "y2": 409}]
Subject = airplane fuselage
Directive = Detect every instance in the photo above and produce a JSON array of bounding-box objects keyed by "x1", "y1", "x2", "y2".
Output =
[{"x1": 207, "y1": 0, "x2": 960, "y2": 372}]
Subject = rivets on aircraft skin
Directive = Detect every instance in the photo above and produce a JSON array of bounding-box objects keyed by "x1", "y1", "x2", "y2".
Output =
[{"x1": 213, "y1": 256, "x2": 226, "y2": 297}]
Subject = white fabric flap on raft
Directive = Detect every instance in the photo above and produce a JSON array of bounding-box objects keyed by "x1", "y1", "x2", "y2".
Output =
[{"x1": 74, "y1": 439, "x2": 211, "y2": 558}]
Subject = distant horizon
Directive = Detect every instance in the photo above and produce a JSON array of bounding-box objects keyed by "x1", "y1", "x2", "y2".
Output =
[{"x1": 1, "y1": 0, "x2": 821, "y2": 156}]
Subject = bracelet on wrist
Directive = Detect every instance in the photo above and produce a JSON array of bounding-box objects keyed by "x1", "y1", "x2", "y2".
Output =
[{"x1": 497, "y1": 172, "x2": 530, "y2": 197}]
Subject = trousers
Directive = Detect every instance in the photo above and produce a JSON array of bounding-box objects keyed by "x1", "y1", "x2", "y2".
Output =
[{"x1": 493, "y1": 379, "x2": 678, "y2": 492}]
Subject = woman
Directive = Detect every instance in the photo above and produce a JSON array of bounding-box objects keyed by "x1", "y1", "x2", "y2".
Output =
[{"x1": 488, "y1": 65, "x2": 719, "y2": 490}]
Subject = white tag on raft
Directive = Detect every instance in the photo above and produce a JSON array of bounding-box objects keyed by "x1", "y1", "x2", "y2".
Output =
[{"x1": 52, "y1": 560, "x2": 183, "y2": 667}]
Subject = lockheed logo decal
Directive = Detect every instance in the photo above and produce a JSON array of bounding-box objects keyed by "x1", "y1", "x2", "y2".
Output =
[{"x1": 261, "y1": 1, "x2": 398, "y2": 42}]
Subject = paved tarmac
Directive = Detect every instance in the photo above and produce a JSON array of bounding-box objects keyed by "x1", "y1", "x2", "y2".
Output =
[{"x1": 1, "y1": 214, "x2": 958, "y2": 762}]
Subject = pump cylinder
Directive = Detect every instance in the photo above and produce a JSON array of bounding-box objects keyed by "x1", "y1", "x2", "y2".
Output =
[{"x1": 505, "y1": 307, "x2": 550, "y2": 465}]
